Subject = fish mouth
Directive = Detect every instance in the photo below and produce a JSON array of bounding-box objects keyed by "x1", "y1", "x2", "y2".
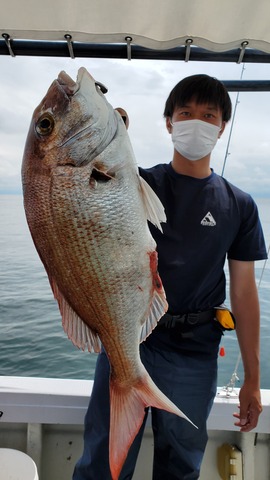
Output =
[
  {"x1": 56, "y1": 69, "x2": 94, "y2": 148},
  {"x1": 56, "y1": 68, "x2": 117, "y2": 160},
  {"x1": 57, "y1": 68, "x2": 108, "y2": 99},
  {"x1": 57, "y1": 68, "x2": 109, "y2": 148},
  {"x1": 59, "y1": 124, "x2": 93, "y2": 148},
  {"x1": 76, "y1": 67, "x2": 108, "y2": 94},
  {"x1": 57, "y1": 70, "x2": 80, "y2": 96}
]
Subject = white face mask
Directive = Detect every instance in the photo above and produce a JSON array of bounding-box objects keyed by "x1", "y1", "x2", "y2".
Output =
[{"x1": 171, "y1": 119, "x2": 221, "y2": 161}]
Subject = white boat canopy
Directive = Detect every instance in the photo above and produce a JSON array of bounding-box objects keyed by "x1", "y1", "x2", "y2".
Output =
[{"x1": 1, "y1": 0, "x2": 270, "y2": 67}]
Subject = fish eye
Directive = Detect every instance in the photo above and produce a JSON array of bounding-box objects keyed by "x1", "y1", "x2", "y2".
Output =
[
  {"x1": 36, "y1": 114, "x2": 55, "y2": 136},
  {"x1": 95, "y1": 81, "x2": 108, "y2": 94}
]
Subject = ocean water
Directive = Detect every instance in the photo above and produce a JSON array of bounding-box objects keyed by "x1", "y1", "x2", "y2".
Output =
[{"x1": 0, "y1": 195, "x2": 269, "y2": 388}]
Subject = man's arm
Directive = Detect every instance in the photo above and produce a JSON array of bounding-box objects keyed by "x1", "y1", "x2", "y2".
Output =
[{"x1": 228, "y1": 258, "x2": 263, "y2": 432}]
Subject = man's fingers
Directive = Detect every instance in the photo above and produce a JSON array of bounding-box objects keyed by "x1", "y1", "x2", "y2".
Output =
[{"x1": 233, "y1": 404, "x2": 261, "y2": 432}]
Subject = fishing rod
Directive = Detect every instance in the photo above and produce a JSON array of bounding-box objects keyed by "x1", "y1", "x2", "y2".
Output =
[{"x1": 221, "y1": 63, "x2": 245, "y2": 177}]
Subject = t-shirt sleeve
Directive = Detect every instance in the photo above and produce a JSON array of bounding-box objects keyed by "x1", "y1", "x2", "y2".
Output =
[
  {"x1": 138, "y1": 166, "x2": 149, "y2": 182},
  {"x1": 227, "y1": 196, "x2": 267, "y2": 261}
]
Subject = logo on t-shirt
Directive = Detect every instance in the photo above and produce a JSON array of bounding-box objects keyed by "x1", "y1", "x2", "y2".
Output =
[{"x1": 201, "y1": 212, "x2": 216, "y2": 226}]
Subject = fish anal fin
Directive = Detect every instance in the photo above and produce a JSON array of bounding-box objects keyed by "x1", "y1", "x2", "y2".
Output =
[
  {"x1": 139, "y1": 175, "x2": 166, "y2": 232},
  {"x1": 109, "y1": 371, "x2": 196, "y2": 480},
  {"x1": 50, "y1": 277, "x2": 101, "y2": 353}
]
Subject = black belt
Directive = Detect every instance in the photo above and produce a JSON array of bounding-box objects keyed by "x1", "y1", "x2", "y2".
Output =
[{"x1": 157, "y1": 309, "x2": 215, "y2": 329}]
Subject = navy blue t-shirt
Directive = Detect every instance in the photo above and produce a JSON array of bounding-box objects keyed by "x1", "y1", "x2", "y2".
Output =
[{"x1": 139, "y1": 163, "x2": 267, "y2": 314}]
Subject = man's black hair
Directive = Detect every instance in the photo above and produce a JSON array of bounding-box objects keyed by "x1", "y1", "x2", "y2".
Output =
[{"x1": 164, "y1": 74, "x2": 232, "y2": 122}]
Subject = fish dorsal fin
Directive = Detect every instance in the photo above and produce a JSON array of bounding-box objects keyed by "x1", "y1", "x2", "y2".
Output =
[
  {"x1": 139, "y1": 175, "x2": 166, "y2": 232},
  {"x1": 50, "y1": 277, "x2": 101, "y2": 353}
]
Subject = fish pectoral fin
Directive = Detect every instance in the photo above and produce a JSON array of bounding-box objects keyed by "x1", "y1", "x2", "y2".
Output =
[
  {"x1": 109, "y1": 371, "x2": 196, "y2": 480},
  {"x1": 140, "y1": 288, "x2": 168, "y2": 342},
  {"x1": 50, "y1": 277, "x2": 101, "y2": 353},
  {"x1": 140, "y1": 250, "x2": 168, "y2": 342},
  {"x1": 139, "y1": 175, "x2": 166, "y2": 232}
]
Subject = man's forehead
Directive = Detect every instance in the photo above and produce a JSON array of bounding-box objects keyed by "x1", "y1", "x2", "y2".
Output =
[{"x1": 177, "y1": 101, "x2": 219, "y2": 110}]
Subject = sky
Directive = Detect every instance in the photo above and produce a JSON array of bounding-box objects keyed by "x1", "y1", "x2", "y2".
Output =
[{"x1": 0, "y1": 55, "x2": 270, "y2": 197}]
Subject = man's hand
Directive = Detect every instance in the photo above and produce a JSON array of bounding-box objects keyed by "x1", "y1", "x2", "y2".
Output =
[{"x1": 233, "y1": 382, "x2": 262, "y2": 432}]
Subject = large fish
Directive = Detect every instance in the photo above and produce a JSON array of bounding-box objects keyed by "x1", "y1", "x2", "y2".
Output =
[{"x1": 21, "y1": 67, "x2": 194, "y2": 479}]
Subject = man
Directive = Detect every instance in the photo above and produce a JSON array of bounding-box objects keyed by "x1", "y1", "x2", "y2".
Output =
[{"x1": 73, "y1": 74, "x2": 267, "y2": 479}]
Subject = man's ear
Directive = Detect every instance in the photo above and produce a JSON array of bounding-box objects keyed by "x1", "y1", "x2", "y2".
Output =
[
  {"x1": 166, "y1": 117, "x2": 172, "y2": 134},
  {"x1": 219, "y1": 121, "x2": 226, "y2": 138},
  {"x1": 115, "y1": 107, "x2": 129, "y2": 129}
]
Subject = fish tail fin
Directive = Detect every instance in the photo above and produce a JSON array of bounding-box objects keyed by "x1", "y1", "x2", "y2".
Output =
[{"x1": 109, "y1": 371, "x2": 196, "y2": 480}]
